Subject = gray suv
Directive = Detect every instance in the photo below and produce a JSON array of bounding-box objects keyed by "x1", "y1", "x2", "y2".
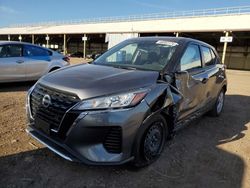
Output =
[
  {"x1": 0, "y1": 41, "x2": 69, "y2": 83},
  {"x1": 26, "y1": 37, "x2": 227, "y2": 167}
]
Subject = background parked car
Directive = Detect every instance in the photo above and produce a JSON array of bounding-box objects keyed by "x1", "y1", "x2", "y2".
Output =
[{"x1": 0, "y1": 41, "x2": 70, "y2": 83}]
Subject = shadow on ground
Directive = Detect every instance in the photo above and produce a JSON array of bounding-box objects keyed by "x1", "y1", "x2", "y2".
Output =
[
  {"x1": 0, "y1": 81, "x2": 35, "y2": 93},
  {"x1": 0, "y1": 94, "x2": 249, "y2": 188}
]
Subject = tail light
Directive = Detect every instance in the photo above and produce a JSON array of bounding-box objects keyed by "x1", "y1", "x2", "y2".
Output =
[{"x1": 63, "y1": 56, "x2": 70, "y2": 63}]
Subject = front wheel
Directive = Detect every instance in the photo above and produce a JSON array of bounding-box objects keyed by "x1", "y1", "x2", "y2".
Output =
[{"x1": 132, "y1": 114, "x2": 167, "y2": 167}]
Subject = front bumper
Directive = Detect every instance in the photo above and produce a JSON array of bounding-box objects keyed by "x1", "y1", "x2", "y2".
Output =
[
  {"x1": 26, "y1": 127, "x2": 135, "y2": 165},
  {"x1": 26, "y1": 92, "x2": 150, "y2": 165}
]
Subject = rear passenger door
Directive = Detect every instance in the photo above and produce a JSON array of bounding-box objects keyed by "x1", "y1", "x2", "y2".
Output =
[
  {"x1": 175, "y1": 44, "x2": 207, "y2": 120},
  {"x1": 0, "y1": 44, "x2": 26, "y2": 82},
  {"x1": 200, "y1": 45, "x2": 224, "y2": 108},
  {"x1": 23, "y1": 45, "x2": 52, "y2": 80}
]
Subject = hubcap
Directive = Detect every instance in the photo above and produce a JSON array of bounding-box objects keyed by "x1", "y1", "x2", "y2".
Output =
[
  {"x1": 143, "y1": 122, "x2": 164, "y2": 161},
  {"x1": 217, "y1": 91, "x2": 224, "y2": 113}
]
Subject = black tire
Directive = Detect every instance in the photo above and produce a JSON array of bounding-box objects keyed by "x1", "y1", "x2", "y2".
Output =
[
  {"x1": 132, "y1": 114, "x2": 168, "y2": 167},
  {"x1": 209, "y1": 89, "x2": 225, "y2": 117}
]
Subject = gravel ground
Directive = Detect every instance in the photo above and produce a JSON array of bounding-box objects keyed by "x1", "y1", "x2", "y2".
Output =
[
  {"x1": 0, "y1": 68, "x2": 249, "y2": 188},
  {"x1": 69, "y1": 57, "x2": 91, "y2": 64}
]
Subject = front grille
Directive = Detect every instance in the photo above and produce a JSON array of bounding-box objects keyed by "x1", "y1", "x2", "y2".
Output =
[
  {"x1": 103, "y1": 127, "x2": 122, "y2": 153},
  {"x1": 30, "y1": 84, "x2": 80, "y2": 131}
]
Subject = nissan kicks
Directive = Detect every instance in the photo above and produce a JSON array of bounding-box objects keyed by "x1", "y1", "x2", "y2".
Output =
[{"x1": 26, "y1": 37, "x2": 227, "y2": 167}]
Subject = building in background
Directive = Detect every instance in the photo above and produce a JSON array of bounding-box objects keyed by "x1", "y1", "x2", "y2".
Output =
[{"x1": 0, "y1": 6, "x2": 250, "y2": 70}]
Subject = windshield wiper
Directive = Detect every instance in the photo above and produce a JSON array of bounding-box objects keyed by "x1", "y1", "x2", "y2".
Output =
[
  {"x1": 95, "y1": 63, "x2": 142, "y2": 71},
  {"x1": 109, "y1": 65, "x2": 137, "y2": 70},
  {"x1": 118, "y1": 66, "x2": 137, "y2": 70}
]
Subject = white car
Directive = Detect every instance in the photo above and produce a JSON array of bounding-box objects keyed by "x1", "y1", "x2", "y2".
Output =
[{"x1": 0, "y1": 41, "x2": 70, "y2": 83}]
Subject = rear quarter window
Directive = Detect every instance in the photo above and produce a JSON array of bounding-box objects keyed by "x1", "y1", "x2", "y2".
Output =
[
  {"x1": 210, "y1": 49, "x2": 220, "y2": 64},
  {"x1": 201, "y1": 46, "x2": 215, "y2": 66}
]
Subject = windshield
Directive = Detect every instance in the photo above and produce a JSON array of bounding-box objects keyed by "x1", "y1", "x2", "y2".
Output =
[{"x1": 94, "y1": 39, "x2": 178, "y2": 71}]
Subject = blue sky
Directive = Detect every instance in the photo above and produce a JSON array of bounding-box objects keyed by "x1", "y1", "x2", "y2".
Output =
[{"x1": 0, "y1": 0, "x2": 250, "y2": 27}]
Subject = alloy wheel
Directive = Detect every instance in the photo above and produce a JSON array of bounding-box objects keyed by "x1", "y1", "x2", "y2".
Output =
[{"x1": 217, "y1": 91, "x2": 224, "y2": 114}]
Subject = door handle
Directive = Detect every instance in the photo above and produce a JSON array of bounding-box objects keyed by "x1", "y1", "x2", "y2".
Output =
[
  {"x1": 16, "y1": 60, "x2": 24, "y2": 64},
  {"x1": 201, "y1": 78, "x2": 209, "y2": 84}
]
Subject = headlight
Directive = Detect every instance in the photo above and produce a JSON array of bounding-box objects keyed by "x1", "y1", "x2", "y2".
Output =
[{"x1": 74, "y1": 89, "x2": 148, "y2": 110}]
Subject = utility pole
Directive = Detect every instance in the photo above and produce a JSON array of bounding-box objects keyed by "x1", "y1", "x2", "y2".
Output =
[
  {"x1": 32, "y1": 34, "x2": 34, "y2": 44},
  {"x1": 221, "y1": 31, "x2": 229, "y2": 64},
  {"x1": 82, "y1": 34, "x2": 87, "y2": 59},
  {"x1": 18, "y1": 35, "x2": 22, "y2": 42},
  {"x1": 46, "y1": 34, "x2": 49, "y2": 48},
  {"x1": 63, "y1": 34, "x2": 67, "y2": 55}
]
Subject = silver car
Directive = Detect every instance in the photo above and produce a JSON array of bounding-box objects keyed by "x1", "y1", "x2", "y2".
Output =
[{"x1": 0, "y1": 41, "x2": 70, "y2": 83}]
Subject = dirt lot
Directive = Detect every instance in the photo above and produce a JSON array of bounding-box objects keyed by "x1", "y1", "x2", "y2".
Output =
[
  {"x1": 0, "y1": 68, "x2": 249, "y2": 188},
  {"x1": 70, "y1": 57, "x2": 91, "y2": 64}
]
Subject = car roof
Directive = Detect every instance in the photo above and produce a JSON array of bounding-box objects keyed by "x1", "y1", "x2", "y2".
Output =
[
  {"x1": 0, "y1": 41, "x2": 53, "y2": 51},
  {"x1": 0, "y1": 41, "x2": 33, "y2": 45}
]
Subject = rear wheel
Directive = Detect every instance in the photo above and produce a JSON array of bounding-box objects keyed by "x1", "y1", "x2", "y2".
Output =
[
  {"x1": 209, "y1": 89, "x2": 225, "y2": 116},
  {"x1": 133, "y1": 114, "x2": 167, "y2": 167}
]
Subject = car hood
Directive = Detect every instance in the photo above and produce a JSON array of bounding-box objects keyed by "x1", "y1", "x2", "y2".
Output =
[{"x1": 39, "y1": 64, "x2": 159, "y2": 99}]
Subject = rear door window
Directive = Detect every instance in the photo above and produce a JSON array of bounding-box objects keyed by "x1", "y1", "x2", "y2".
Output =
[
  {"x1": 24, "y1": 45, "x2": 52, "y2": 56},
  {"x1": 180, "y1": 44, "x2": 202, "y2": 71}
]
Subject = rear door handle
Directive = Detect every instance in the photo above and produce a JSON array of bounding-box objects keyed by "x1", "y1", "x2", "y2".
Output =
[{"x1": 16, "y1": 60, "x2": 24, "y2": 64}]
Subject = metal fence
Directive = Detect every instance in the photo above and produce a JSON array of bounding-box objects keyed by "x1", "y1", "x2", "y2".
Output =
[{"x1": 8, "y1": 6, "x2": 250, "y2": 28}]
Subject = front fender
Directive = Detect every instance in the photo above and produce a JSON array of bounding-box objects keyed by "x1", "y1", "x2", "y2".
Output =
[{"x1": 145, "y1": 83, "x2": 183, "y2": 111}]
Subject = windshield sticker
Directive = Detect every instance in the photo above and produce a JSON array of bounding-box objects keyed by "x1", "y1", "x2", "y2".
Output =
[{"x1": 156, "y1": 40, "x2": 179, "y2": 46}]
